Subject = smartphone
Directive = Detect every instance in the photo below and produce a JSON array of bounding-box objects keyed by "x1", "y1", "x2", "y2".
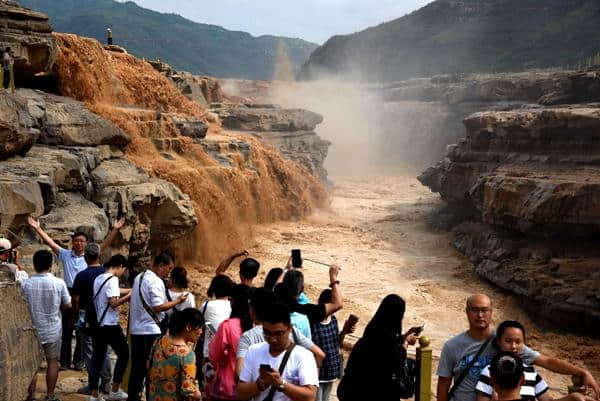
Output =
[
  {"x1": 348, "y1": 314, "x2": 359, "y2": 326},
  {"x1": 409, "y1": 324, "x2": 425, "y2": 335},
  {"x1": 291, "y1": 249, "x2": 302, "y2": 268},
  {"x1": 260, "y1": 364, "x2": 273, "y2": 372}
]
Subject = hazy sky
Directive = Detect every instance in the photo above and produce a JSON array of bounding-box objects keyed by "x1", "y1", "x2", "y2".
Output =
[{"x1": 123, "y1": 0, "x2": 433, "y2": 44}]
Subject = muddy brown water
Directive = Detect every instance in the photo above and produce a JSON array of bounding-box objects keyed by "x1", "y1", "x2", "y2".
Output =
[{"x1": 38, "y1": 175, "x2": 599, "y2": 400}]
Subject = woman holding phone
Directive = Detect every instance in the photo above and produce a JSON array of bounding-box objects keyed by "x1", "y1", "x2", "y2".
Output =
[{"x1": 337, "y1": 294, "x2": 420, "y2": 401}]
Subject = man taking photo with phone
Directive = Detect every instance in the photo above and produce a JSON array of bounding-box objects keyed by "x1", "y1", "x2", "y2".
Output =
[{"x1": 0, "y1": 238, "x2": 28, "y2": 283}]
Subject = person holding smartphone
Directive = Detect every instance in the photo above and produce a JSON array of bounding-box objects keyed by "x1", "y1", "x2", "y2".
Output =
[
  {"x1": 237, "y1": 303, "x2": 319, "y2": 401},
  {"x1": 0, "y1": 238, "x2": 28, "y2": 283}
]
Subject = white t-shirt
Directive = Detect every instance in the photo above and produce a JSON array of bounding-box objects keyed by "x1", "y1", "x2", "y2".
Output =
[
  {"x1": 200, "y1": 299, "x2": 231, "y2": 355},
  {"x1": 239, "y1": 342, "x2": 319, "y2": 401},
  {"x1": 168, "y1": 289, "x2": 196, "y2": 312},
  {"x1": 93, "y1": 272, "x2": 120, "y2": 326},
  {"x1": 130, "y1": 270, "x2": 168, "y2": 335}
]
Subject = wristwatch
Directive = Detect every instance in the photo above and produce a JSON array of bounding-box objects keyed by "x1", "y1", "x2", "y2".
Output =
[
  {"x1": 329, "y1": 280, "x2": 340, "y2": 288},
  {"x1": 277, "y1": 381, "x2": 286, "y2": 392}
]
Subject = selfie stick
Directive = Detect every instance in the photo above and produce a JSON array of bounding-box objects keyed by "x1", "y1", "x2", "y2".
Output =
[{"x1": 303, "y1": 258, "x2": 332, "y2": 268}]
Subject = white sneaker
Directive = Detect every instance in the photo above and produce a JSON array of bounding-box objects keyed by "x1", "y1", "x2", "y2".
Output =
[
  {"x1": 107, "y1": 390, "x2": 128, "y2": 400},
  {"x1": 89, "y1": 396, "x2": 105, "y2": 401}
]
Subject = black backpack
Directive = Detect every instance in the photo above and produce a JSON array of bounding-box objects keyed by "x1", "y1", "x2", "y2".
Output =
[{"x1": 82, "y1": 275, "x2": 113, "y2": 334}]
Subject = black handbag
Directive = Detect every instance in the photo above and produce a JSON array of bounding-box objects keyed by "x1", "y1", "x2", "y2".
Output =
[{"x1": 392, "y1": 357, "x2": 416, "y2": 399}]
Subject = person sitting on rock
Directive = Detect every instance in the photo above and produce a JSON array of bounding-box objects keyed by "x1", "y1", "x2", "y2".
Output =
[
  {"x1": 436, "y1": 294, "x2": 600, "y2": 401},
  {"x1": 476, "y1": 320, "x2": 597, "y2": 401},
  {"x1": 215, "y1": 249, "x2": 260, "y2": 287},
  {"x1": 2, "y1": 46, "x2": 13, "y2": 91},
  {"x1": 22, "y1": 250, "x2": 72, "y2": 401},
  {"x1": 27, "y1": 216, "x2": 126, "y2": 371},
  {"x1": 0, "y1": 237, "x2": 28, "y2": 283}
]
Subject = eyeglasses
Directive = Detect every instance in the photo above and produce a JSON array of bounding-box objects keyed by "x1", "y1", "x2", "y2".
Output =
[{"x1": 468, "y1": 307, "x2": 492, "y2": 314}]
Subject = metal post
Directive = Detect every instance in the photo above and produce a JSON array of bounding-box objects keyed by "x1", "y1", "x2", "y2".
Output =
[{"x1": 416, "y1": 336, "x2": 432, "y2": 401}]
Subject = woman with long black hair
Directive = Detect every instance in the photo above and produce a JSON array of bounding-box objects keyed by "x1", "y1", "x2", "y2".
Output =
[
  {"x1": 337, "y1": 294, "x2": 419, "y2": 401},
  {"x1": 208, "y1": 284, "x2": 253, "y2": 401}
]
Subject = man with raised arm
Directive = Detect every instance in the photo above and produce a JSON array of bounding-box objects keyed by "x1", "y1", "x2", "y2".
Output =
[
  {"x1": 436, "y1": 294, "x2": 600, "y2": 401},
  {"x1": 216, "y1": 249, "x2": 260, "y2": 287},
  {"x1": 27, "y1": 216, "x2": 125, "y2": 371}
]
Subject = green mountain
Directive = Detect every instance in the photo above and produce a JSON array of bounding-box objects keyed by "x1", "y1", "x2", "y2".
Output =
[
  {"x1": 299, "y1": 0, "x2": 600, "y2": 82},
  {"x1": 19, "y1": 0, "x2": 318, "y2": 80}
]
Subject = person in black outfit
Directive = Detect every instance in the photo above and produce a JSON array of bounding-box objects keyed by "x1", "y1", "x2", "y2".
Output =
[{"x1": 337, "y1": 294, "x2": 419, "y2": 401}]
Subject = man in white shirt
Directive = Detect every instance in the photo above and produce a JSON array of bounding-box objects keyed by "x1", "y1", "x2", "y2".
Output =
[
  {"x1": 22, "y1": 250, "x2": 72, "y2": 401},
  {"x1": 128, "y1": 252, "x2": 188, "y2": 401},
  {"x1": 238, "y1": 302, "x2": 319, "y2": 401}
]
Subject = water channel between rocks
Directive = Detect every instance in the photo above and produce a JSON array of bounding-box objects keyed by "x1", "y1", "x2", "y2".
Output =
[{"x1": 251, "y1": 174, "x2": 600, "y2": 397}]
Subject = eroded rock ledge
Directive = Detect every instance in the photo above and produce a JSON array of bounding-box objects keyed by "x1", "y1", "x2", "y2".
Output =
[
  {"x1": 419, "y1": 107, "x2": 600, "y2": 333},
  {"x1": 214, "y1": 104, "x2": 331, "y2": 181}
]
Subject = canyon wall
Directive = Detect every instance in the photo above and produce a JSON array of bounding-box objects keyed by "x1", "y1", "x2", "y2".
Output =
[{"x1": 418, "y1": 72, "x2": 600, "y2": 334}]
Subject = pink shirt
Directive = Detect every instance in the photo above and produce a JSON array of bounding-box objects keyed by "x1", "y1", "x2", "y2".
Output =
[{"x1": 208, "y1": 317, "x2": 242, "y2": 400}]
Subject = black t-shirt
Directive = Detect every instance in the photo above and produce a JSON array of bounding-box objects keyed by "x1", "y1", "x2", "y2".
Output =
[
  {"x1": 72, "y1": 265, "x2": 106, "y2": 310},
  {"x1": 292, "y1": 302, "x2": 327, "y2": 323}
]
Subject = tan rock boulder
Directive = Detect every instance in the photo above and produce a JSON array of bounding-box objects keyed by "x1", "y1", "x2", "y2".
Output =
[{"x1": 0, "y1": 92, "x2": 39, "y2": 160}]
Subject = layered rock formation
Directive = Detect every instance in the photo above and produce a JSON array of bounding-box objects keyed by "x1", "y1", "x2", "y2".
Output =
[
  {"x1": 419, "y1": 105, "x2": 600, "y2": 333},
  {"x1": 0, "y1": 1, "x2": 57, "y2": 83},
  {"x1": 375, "y1": 69, "x2": 600, "y2": 168},
  {"x1": 0, "y1": 89, "x2": 197, "y2": 265},
  {"x1": 149, "y1": 60, "x2": 226, "y2": 107},
  {"x1": 214, "y1": 104, "x2": 331, "y2": 180}
]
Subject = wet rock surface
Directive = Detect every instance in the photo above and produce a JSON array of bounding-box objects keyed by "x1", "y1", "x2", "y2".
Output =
[{"x1": 419, "y1": 104, "x2": 600, "y2": 334}]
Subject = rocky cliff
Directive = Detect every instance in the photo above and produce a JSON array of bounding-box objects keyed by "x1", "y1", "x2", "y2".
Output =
[
  {"x1": 374, "y1": 70, "x2": 600, "y2": 169},
  {"x1": 419, "y1": 90, "x2": 600, "y2": 333},
  {"x1": 0, "y1": 1, "x2": 57, "y2": 85},
  {"x1": 214, "y1": 104, "x2": 331, "y2": 181}
]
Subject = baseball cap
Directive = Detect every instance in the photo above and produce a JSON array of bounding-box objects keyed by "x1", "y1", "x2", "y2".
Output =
[
  {"x1": 84, "y1": 243, "x2": 101, "y2": 259},
  {"x1": 0, "y1": 238, "x2": 12, "y2": 254}
]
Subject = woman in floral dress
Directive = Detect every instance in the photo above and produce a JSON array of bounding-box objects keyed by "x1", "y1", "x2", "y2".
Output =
[{"x1": 148, "y1": 308, "x2": 204, "y2": 401}]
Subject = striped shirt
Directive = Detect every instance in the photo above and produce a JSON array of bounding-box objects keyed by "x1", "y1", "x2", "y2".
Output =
[{"x1": 476, "y1": 363, "x2": 549, "y2": 400}]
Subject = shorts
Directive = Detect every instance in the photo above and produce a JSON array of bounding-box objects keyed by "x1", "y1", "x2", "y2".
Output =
[{"x1": 42, "y1": 340, "x2": 62, "y2": 360}]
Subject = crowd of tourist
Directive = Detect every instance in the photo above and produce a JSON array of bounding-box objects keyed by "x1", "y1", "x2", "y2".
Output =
[{"x1": 0, "y1": 218, "x2": 599, "y2": 401}]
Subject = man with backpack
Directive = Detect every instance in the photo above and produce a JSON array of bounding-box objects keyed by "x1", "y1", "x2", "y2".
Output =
[
  {"x1": 71, "y1": 243, "x2": 113, "y2": 395},
  {"x1": 127, "y1": 252, "x2": 188, "y2": 401}
]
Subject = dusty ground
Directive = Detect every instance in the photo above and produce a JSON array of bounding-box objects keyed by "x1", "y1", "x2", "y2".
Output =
[{"x1": 35, "y1": 175, "x2": 599, "y2": 400}]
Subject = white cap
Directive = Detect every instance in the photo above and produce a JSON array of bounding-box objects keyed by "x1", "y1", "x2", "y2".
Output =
[{"x1": 0, "y1": 238, "x2": 12, "y2": 253}]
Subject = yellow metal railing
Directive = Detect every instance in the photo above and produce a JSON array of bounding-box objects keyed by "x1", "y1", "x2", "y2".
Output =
[{"x1": 416, "y1": 335, "x2": 432, "y2": 401}]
